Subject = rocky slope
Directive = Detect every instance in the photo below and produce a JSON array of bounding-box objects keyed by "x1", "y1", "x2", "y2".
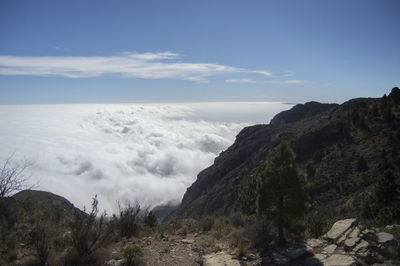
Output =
[
  {"x1": 171, "y1": 88, "x2": 400, "y2": 220},
  {"x1": 104, "y1": 218, "x2": 399, "y2": 266}
]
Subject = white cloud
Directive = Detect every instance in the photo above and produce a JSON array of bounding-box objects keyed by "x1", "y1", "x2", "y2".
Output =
[
  {"x1": 0, "y1": 102, "x2": 289, "y2": 213},
  {"x1": 0, "y1": 52, "x2": 272, "y2": 82},
  {"x1": 225, "y1": 78, "x2": 256, "y2": 83},
  {"x1": 282, "y1": 79, "x2": 303, "y2": 84},
  {"x1": 224, "y1": 78, "x2": 304, "y2": 85}
]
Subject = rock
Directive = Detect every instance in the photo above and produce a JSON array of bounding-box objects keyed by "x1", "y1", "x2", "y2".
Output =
[
  {"x1": 349, "y1": 227, "x2": 360, "y2": 239},
  {"x1": 354, "y1": 239, "x2": 369, "y2": 253},
  {"x1": 361, "y1": 229, "x2": 376, "y2": 242},
  {"x1": 104, "y1": 259, "x2": 126, "y2": 266},
  {"x1": 247, "y1": 253, "x2": 257, "y2": 261},
  {"x1": 314, "y1": 253, "x2": 327, "y2": 260},
  {"x1": 344, "y1": 236, "x2": 360, "y2": 248},
  {"x1": 322, "y1": 254, "x2": 356, "y2": 266},
  {"x1": 324, "y1": 218, "x2": 356, "y2": 242},
  {"x1": 181, "y1": 238, "x2": 195, "y2": 244},
  {"x1": 203, "y1": 251, "x2": 240, "y2": 266},
  {"x1": 376, "y1": 232, "x2": 398, "y2": 257},
  {"x1": 385, "y1": 224, "x2": 400, "y2": 230},
  {"x1": 307, "y1": 238, "x2": 324, "y2": 248},
  {"x1": 377, "y1": 232, "x2": 395, "y2": 244},
  {"x1": 323, "y1": 244, "x2": 337, "y2": 254}
]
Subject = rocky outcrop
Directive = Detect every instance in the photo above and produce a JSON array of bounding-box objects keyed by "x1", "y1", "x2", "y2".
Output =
[
  {"x1": 323, "y1": 218, "x2": 356, "y2": 242},
  {"x1": 260, "y1": 218, "x2": 399, "y2": 265}
]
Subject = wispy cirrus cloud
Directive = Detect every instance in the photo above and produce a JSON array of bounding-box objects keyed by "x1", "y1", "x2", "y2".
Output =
[
  {"x1": 225, "y1": 78, "x2": 257, "y2": 83},
  {"x1": 0, "y1": 51, "x2": 272, "y2": 83},
  {"x1": 280, "y1": 79, "x2": 303, "y2": 84},
  {"x1": 224, "y1": 78, "x2": 304, "y2": 84}
]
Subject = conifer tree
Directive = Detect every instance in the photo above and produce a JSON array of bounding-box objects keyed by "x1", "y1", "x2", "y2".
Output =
[{"x1": 256, "y1": 141, "x2": 309, "y2": 244}]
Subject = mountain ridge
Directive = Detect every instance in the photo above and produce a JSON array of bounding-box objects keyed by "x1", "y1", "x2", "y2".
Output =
[{"x1": 169, "y1": 87, "x2": 400, "y2": 220}]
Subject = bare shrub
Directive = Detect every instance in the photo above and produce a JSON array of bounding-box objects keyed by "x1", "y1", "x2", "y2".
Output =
[
  {"x1": 212, "y1": 217, "x2": 232, "y2": 239},
  {"x1": 69, "y1": 195, "x2": 110, "y2": 264},
  {"x1": 113, "y1": 200, "x2": 141, "y2": 238},
  {"x1": 245, "y1": 216, "x2": 272, "y2": 249},
  {"x1": 0, "y1": 154, "x2": 34, "y2": 197}
]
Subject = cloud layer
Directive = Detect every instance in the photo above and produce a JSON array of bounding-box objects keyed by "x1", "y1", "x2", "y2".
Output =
[
  {"x1": 0, "y1": 52, "x2": 272, "y2": 83},
  {"x1": 0, "y1": 102, "x2": 289, "y2": 213}
]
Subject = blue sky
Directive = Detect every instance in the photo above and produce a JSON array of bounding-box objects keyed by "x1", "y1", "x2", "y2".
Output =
[{"x1": 0, "y1": 0, "x2": 399, "y2": 104}]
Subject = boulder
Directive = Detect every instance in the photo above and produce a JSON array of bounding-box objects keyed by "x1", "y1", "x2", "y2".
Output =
[
  {"x1": 377, "y1": 232, "x2": 396, "y2": 245},
  {"x1": 376, "y1": 232, "x2": 398, "y2": 257},
  {"x1": 324, "y1": 219, "x2": 356, "y2": 242}
]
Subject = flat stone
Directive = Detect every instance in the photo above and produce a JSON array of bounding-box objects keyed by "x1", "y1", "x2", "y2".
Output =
[
  {"x1": 203, "y1": 252, "x2": 240, "y2": 266},
  {"x1": 323, "y1": 244, "x2": 337, "y2": 254},
  {"x1": 349, "y1": 227, "x2": 360, "y2": 239},
  {"x1": 337, "y1": 229, "x2": 352, "y2": 245},
  {"x1": 344, "y1": 237, "x2": 360, "y2": 248},
  {"x1": 314, "y1": 253, "x2": 327, "y2": 260},
  {"x1": 324, "y1": 218, "x2": 356, "y2": 242},
  {"x1": 307, "y1": 238, "x2": 324, "y2": 249},
  {"x1": 354, "y1": 239, "x2": 369, "y2": 253},
  {"x1": 322, "y1": 254, "x2": 356, "y2": 266}
]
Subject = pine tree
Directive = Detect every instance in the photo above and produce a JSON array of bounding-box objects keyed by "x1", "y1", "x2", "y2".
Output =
[{"x1": 256, "y1": 141, "x2": 309, "y2": 244}]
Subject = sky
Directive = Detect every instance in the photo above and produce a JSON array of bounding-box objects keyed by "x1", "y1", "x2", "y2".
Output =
[{"x1": 0, "y1": 0, "x2": 399, "y2": 104}]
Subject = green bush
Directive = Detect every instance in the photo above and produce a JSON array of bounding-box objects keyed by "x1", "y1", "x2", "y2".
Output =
[
  {"x1": 230, "y1": 212, "x2": 244, "y2": 227},
  {"x1": 305, "y1": 215, "x2": 331, "y2": 238},
  {"x1": 123, "y1": 246, "x2": 144, "y2": 266},
  {"x1": 144, "y1": 211, "x2": 157, "y2": 229},
  {"x1": 200, "y1": 216, "x2": 214, "y2": 232}
]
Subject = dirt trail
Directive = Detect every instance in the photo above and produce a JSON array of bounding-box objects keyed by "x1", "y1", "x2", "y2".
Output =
[{"x1": 117, "y1": 233, "x2": 260, "y2": 266}]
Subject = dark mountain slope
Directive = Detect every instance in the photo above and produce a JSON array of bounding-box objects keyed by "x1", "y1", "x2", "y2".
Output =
[
  {"x1": 171, "y1": 88, "x2": 400, "y2": 220},
  {"x1": 12, "y1": 189, "x2": 83, "y2": 219}
]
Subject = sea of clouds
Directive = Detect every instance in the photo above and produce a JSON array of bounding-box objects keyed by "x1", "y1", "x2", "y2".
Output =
[{"x1": 0, "y1": 102, "x2": 290, "y2": 213}]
